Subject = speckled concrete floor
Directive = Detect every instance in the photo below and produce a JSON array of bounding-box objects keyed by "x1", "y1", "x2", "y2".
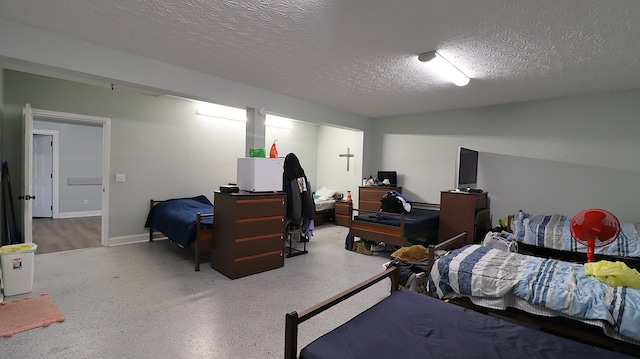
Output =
[{"x1": 1, "y1": 225, "x2": 391, "y2": 359}]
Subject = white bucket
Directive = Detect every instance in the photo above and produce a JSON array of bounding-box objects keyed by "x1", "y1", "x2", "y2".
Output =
[{"x1": 0, "y1": 243, "x2": 38, "y2": 296}]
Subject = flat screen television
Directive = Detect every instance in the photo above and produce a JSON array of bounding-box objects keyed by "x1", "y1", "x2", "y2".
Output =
[
  {"x1": 455, "y1": 147, "x2": 479, "y2": 190},
  {"x1": 377, "y1": 171, "x2": 397, "y2": 186}
]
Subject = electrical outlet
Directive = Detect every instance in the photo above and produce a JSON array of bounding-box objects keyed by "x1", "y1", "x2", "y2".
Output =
[
  {"x1": 115, "y1": 174, "x2": 126, "y2": 183},
  {"x1": 83, "y1": 199, "x2": 89, "y2": 205}
]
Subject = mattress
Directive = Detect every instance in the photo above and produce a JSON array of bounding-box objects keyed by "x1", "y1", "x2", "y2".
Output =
[
  {"x1": 300, "y1": 289, "x2": 630, "y2": 359},
  {"x1": 314, "y1": 198, "x2": 336, "y2": 212}
]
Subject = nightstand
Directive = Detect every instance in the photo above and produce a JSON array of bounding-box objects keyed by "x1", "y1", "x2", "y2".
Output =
[{"x1": 335, "y1": 201, "x2": 352, "y2": 227}]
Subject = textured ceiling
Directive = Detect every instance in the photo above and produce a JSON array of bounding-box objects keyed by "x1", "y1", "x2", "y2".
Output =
[{"x1": 2, "y1": 0, "x2": 640, "y2": 118}]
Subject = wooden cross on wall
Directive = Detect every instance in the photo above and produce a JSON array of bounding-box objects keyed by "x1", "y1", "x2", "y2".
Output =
[{"x1": 339, "y1": 147, "x2": 355, "y2": 172}]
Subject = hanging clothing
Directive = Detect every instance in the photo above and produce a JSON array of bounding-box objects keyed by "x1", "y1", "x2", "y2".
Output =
[{"x1": 283, "y1": 153, "x2": 315, "y2": 222}]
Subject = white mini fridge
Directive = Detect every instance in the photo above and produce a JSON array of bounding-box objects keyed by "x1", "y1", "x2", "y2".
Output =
[{"x1": 237, "y1": 157, "x2": 284, "y2": 192}]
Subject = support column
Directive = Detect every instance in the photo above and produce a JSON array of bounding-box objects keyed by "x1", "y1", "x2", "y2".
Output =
[{"x1": 245, "y1": 107, "x2": 266, "y2": 157}]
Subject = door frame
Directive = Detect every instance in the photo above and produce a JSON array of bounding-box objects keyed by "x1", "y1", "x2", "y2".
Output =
[
  {"x1": 26, "y1": 107, "x2": 111, "y2": 246},
  {"x1": 32, "y1": 129, "x2": 59, "y2": 218}
]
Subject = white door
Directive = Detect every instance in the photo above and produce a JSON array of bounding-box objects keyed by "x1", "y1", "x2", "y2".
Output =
[
  {"x1": 32, "y1": 134, "x2": 53, "y2": 218},
  {"x1": 22, "y1": 104, "x2": 34, "y2": 243}
]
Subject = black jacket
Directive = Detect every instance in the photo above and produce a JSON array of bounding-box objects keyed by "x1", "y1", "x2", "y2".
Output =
[{"x1": 283, "y1": 153, "x2": 315, "y2": 222}]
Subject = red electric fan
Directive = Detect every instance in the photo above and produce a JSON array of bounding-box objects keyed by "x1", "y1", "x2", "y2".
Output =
[{"x1": 569, "y1": 208, "x2": 620, "y2": 263}]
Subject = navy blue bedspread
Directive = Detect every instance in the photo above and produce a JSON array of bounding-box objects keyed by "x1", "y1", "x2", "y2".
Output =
[
  {"x1": 144, "y1": 195, "x2": 213, "y2": 247},
  {"x1": 300, "y1": 289, "x2": 633, "y2": 359},
  {"x1": 354, "y1": 208, "x2": 439, "y2": 237}
]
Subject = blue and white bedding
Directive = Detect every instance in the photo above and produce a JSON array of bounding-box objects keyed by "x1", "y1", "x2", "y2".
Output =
[
  {"x1": 429, "y1": 244, "x2": 640, "y2": 343},
  {"x1": 512, "y1": 211, "x2": 640, "y2": 257}
]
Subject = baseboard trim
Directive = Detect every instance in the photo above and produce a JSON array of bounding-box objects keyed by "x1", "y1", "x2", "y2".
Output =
[
  {"x1": 108, "y1": 233, "x2": 167, "y2": 246},
  {"x1": 57, "y1": 211, "x2": 102, "y2": 219}
]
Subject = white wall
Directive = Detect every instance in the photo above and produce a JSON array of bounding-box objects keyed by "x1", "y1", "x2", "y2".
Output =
[
  {"x1": 265, "y1": 120, "x2": 319, "y2": 186},
  {"x1": 0, "y1": 19, "x2": 372, "y2": 244},
  {"x1": 4, "y1": 70, "x2": 246, "y2": 240},
  {"x1": 373, "y1": 90, "x2": 640, "y2": 224},
  {"x1": 316, "y1": 126, "x2": 364, "y2": 204},
  {"x1": 265, "y1": 120, "x2": 365, "y2": 201},
  {"x1": 478, "y1": 152, "x2": 640, "y2": 223}
]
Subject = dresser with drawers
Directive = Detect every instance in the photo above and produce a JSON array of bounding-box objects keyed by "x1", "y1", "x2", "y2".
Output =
[
  {"x1": 212, "y1": 191, "x2": 287, "y2": 279},
  {"x1": 358, "y1": 186, "x2": 402, "y2": 213}
]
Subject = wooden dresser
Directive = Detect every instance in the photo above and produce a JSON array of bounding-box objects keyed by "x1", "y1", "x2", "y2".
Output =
[
  {"x1": 334, "y1": 201, "x2": 352, "y2": 227},
  {"x1": 358, "y1": 186, "x2": 402, "y2": 212},
  {"x1": 438, "y1": 191, "x2": 490, "y2": 244},
  {"x1": 212, "y1": 191, "x2": 286, "y2": 279}
]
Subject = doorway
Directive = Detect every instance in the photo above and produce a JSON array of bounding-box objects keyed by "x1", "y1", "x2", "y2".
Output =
[
  {"x1": 24, "y1": 106, "x2": 111, "y2": 253},
  {"x1": 32, "y1": 130, "x2": 56, "y2": 218}
]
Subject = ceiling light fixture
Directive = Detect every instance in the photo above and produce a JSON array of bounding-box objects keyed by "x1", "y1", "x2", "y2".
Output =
[
  {"x1": 265, "y1": 114, "x2": 293, "y2": 129},
  {"x1": 418, "y1": 51, "x2": 470, "y2": 86},
  {"x1": 197, "y1": 103, "x2": 247, "y2": 122}
]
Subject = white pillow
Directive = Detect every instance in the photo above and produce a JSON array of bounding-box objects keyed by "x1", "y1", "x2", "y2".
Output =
[{"x1": 315, "y1": 186, "x2": 338, "y2": 198}]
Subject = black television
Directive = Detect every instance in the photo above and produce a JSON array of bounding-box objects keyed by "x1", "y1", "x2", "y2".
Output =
[
  {"x1": 377, "y1": 171, "x2": 397, "y2": 186},
  {"x1": 455, "y1": 147, "x2": 479, "y2": 190}
]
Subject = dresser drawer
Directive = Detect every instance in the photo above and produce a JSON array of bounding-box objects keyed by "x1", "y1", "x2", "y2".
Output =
[
  {"x1": 359, "y1": 188, "x2": 388, "y2": 201},
  {"x1": 335, "y1": 214, "x2": 350, "y2": 227},
  {"x1": 475, "y1": 193, "x2": 488, "y2": 211},
  {"x1": 234, "y1": 233, "x2": 284, "y2": 258},
  {"x1": 235, "y1": 197, "x2": 286, "y2": 219},
  {"x1": 335, "y1": 201, "x2": 352, "y2": 216},
  {"x1": 359, "y1": 201, "x2": 381, "y2": 212},
  {"x1": 232, "y1": 250, "x2": 284, "y2": 278},
  {"x1": 235, "y1": 216, "x2": 285, "y2": 238}
]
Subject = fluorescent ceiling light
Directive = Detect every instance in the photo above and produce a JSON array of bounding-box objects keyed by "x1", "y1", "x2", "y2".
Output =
[
  {"x1": 418, "y1": 51, "x2": 470, "y2": 86},
  {"x1": 197, "y1": 103, "x2": 246, "y2": 122},
  {"x1": 265, "y1": 114, "x2": 293, "y2": 129}
]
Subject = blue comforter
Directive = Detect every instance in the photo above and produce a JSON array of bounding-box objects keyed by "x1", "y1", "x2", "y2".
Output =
[
  {"x1": 144, "y1": 195, "x2": 213, "y2": 247},
  {"x1": 353, "y1": 208, "x2": 439, "y2": 237},
  {"x1": 430, "y1": 245, "x2": 640, "y2": 342}
]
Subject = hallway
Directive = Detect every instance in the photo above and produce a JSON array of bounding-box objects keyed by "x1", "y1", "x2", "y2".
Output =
[{"x1": 32, "y1": 216, "x2": 101, "y2": 254}]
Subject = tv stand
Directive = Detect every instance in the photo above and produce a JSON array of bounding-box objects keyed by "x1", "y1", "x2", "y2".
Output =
[{"x1": 438, "y1": 191, "x2": 490, "y2": 244}]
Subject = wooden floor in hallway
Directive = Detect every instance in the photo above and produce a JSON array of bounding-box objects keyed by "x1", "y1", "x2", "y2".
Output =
[{"x1": 32, "y1": 216, "x2": 101, "y2": 254}]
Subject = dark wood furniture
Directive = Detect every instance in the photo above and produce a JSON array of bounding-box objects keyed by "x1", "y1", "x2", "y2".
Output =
[
  {"x1": 358, "y1": 186, "x2": 401, "y2": 212},
  {"x1": 314, "y1": 208, "x2": 334, "y2": 225},
  {"x1": 334, "y1": 201, "x2": 352, "y2": 227},
  {"x1": 438, "y1": 191, "x2": 490, "y2": 244},
  {"x1": 148, "y1": 198, "x2": 213, "y2": 271},
  {"x1": 211, "y1": 191, "x2": 286, "y2": 279}
]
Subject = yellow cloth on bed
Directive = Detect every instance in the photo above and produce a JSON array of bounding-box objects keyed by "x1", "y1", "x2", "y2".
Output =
[
  {"x1": 584, "y1": 260, "x2": 640, "y2": 289},
  {"x1": 391, "y1": 245, "x2": 429, "y2": 262}
]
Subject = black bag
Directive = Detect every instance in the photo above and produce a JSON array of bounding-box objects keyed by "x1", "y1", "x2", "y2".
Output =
[
  {"x1": 388, "y1": 258, "x2": 430, "y2": 286},
  {"x1": 380, "y1": 192, "x2": 406, "y2": 213}
]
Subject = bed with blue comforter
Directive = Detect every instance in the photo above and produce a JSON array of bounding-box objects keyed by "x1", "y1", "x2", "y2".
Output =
[
  {"x1": 430, "y1": 244, "x2": 640, "y2": 346},
  {"x1": 145, "y1": 195, "x2": 214, "y2": 271},
  {"x1": 347, "y1": 206, "x2": 440, "y2": 250}
]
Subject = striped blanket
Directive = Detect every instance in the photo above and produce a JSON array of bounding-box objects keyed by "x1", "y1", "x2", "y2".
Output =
[
  {"x1": 429, "y1": 245, "x2": 640, "y2": 342},
  {"x1": 513, "y1": 212, "x2": 640, "y2": 257}
]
